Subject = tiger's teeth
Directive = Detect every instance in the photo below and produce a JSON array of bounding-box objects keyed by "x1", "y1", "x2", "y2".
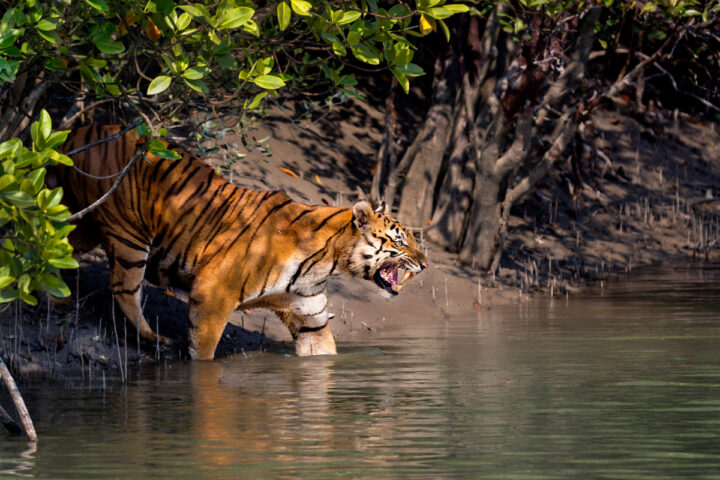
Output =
[
  {"x1": 392, "y1": 283, "x2": 406, "y2": 292},
  {"x1": 402, "y1": 271, "x2": 413, "y2": 282}
]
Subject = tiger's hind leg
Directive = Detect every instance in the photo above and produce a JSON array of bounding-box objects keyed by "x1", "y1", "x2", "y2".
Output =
[{"x1": 104, "y1": 236, "x2": 170, "y2": 346}]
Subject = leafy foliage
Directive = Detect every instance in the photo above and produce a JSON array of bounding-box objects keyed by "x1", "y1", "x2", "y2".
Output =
[
  {"x1": 0, "y1": 0, "x2": 469, "y2": 118},
  {"x1": 0, "y1": 111, "x2": 76, "y2": 306},
  {"x1": 0, "y1": 0, "x2": 469, "y2": 303}
]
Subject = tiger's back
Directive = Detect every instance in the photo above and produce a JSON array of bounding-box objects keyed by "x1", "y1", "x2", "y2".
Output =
[{"x1": 56, "y1": 125, "x2": 428, "y2": 359}]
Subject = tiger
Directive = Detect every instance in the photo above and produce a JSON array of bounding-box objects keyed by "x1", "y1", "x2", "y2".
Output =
[{"x1": 50, "y1": 124, "x2": 428, "y2": 359}]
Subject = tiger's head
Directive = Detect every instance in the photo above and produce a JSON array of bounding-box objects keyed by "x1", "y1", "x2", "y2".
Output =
[{"x1": 347, "y1": 201, "x2": 428, "y2": 296}]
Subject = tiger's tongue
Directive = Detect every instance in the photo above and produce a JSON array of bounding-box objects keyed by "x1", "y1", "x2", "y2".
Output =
[{"x1": 391, "y1": 270, "x2": 415, "y2": 292}]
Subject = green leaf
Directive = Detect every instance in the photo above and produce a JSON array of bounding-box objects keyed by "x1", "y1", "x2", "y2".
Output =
[
  {"x1": 28, "y1": 168, "x2": 45, "y2": 194},
  {"x1": 253, "y1": 74, "x2": 286, "y2": 89},
  {"x1": 443, "y1": 4, "x2": 470, "y2": 13},
  {"x1": 437, "y1": 18, "x2": 450, "y2": 42},
  {"x1": 0, "y1": 276, "x2": 14, "y2": 290},
  {"x1": 19, "y1": 291, "x2": 38, "y2": 306},
  {"x1": 46, "y1": 187, "x2": 63, "y2": 208},
  {"x1": 394, "y1": 63, "x2": 424, "y2": 76},
  {"x1": 0, "y1": 138, "x2": 22, "y2": 158},
  {"x1": 183, "y1": 77, "x2": 209, "y2": 93},
  {"x1": 641, "y1": 2, "x2": 657, "y2": 14},
  {"x1": 277, "y1": 1, "x2": 291, "y2": 30},
  {"x1": 18, "y1": 274, "x2": 30, "y2": 295},
  {"x1": 218, "y1": 7, "x2": 254, "y2": 29},
  {"x1": 176, "y1": 12, "x2": 192, "y2": 30},
  {"x1": 216, "y1": 54, "x2": 237, "y2": 69},
  {"x1": 40, "y1": 273, "x2": 71, "y2": 298},
  {"x1": 94, "y1": 36, "x2": 125, "y2": 54},
  {"x1": 351, "y1": 43, "x2": 381, "y2": 65},
  {"x1": 0, "y1": 289, "x2": 18, "y2": 303},
  {"x1": 247, "y1": 91, "x2": 268, "y2": 109},
  {"x1": 48, "y1": 256, "x2": 80, "y2": 269},
  {"x1": 388, "y1": 4, "x2": 410, "y2": 18},
  {"x1": 290, "y1": 0, "x2": 312, "y2": 16},
  {"x1": 391, "y1": 69, "x2": 409, "y2": 93},
  {"x1": 38, "y1": 110, "x2": 51, "y2": 143},
  {"x1": 147, "y1": 75, "x2": 172, "y2": 95},
  {"x1": 338, "y1": 11, "x2": 361, "y2": 25},
  {"x1": 0, "y1": 174, "x2": 15, "y2": 191},
  {"x1": 148, "y1": 140, "x2": 182, "y2": 159},
  {"x1": 2, "y1": 190, "x2": 35, "y2": 208},
  {"x1": 84, "y1": 0, "x2": 109, "y2": 12},
  {"x1": 182, "y1": 66, "x2": 208, "y2": 80},
  {"x1": 49, "y1": 151, "x2": 73, "y2": 166},
  {"x1": 45, "y1": 130, "x2": 70, "y2": 150},
  {"x1": 37, "y1": 18, "x2": 60, "y2": 31},
  {"x1": 427, "y1": 7, "x2": 454, "y2": 20},
  {"x1": 179, "y1": 4, "x2": 204, "y2": 18}
]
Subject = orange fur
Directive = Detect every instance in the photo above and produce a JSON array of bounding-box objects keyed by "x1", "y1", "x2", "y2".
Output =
[{"x1": 54, "y1": 125, "x2": 427, "y2": 359}]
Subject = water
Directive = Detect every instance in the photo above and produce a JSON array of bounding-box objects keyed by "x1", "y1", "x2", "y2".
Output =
[{"x1": 2, "y1": 266, "x2": 720, "y2": 479}]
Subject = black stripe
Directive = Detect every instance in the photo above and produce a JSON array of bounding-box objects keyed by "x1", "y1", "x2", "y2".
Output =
[
  {"x1": 258, "y1": 268, "x2": 273, "y2": 297},
  {"x1": 241, "y1": 199, "x2": 293, "y2": 255},
  {"x1": 298, "y1": 322, "x2": 328, "y2": 334},
  {"x1": 157, "y1": 158, "x2": 183, "y2": 183},
  {"x1": 312, "y1": 209, "x2": 344, "y2": 232},
  {"x1": 188, "y1": 170, "x2": 215, "y2": 199},
  {"x1": 106, "y1": 232, "x2": 148, "y2": 252},
  {"x1": 286, "y1": 222, "x2": 350, "y2": 292},
  {"x1": 288, "y1": 208, "x2": 314, "y2": 226},
  {"x1": 116, "y1": 257, "x2": 147, "y2": 269},
  {"x1": 216, "y1": 192, "x2": 283, "y2": 257},
  {"x1": 112, "y1": 285, "x2": 141, "y2": 295},
  {"x1": 302, "y1": 221, "x2": 351, "y2": 275},
  {"x1": 169, "y1": 165, "x2": 203, "y2": 195},
  {"x1": 146, "y1": 249, "x2": 164, "y2": 278}
]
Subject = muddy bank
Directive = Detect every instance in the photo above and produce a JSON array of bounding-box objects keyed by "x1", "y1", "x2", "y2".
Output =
[{"x1": 1, "y1": 99, "x2": 719, "y2": 384}]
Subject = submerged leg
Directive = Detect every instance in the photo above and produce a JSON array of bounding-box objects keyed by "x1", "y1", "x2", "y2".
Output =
[
  {"x1": 277, "y1": 310, "x2": 337, "y2": 357},
  {"x1": 187, "y1": 278, "x2": 237, "y2": 360}
]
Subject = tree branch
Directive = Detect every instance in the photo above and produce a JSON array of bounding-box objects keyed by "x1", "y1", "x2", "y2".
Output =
[
  {"x1": 493, "y1": 115, "x2": 533, "y2": 177},
  {"x1": 0, "y1": 82, "x2": 50, "y2": 142},
  {"x1": 59, "y1": 98, "x2": 115, "y2": 130},
  {"x1": 0, "y1": 358, "x2": 37, "y2": 442},
  {"x1": 489, "y1": 111, "x2": 576, "y2": 275},
  {"x1": 66, "y1": 118, "x2": 143, "y2": 157},
  {"x1": 0, "y1": 402, "x2": 22, "y2": 435},
  {"x1": 66, "y1": 141, "x2": 148, "y2": 223}
]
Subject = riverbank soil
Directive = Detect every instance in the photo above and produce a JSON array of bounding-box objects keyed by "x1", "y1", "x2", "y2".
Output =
[{"x1": 1, "y1": 96, "x2": 719, "y2": 384}]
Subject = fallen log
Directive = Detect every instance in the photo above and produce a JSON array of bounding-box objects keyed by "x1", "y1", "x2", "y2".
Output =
[{"x1": 0, "y1": 358, "x2": 37, "y2": 442}]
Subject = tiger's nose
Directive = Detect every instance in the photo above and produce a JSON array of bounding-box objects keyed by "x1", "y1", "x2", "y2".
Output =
[{"x1": 420, "y1": 260, "x2": 428, "y2": 270}]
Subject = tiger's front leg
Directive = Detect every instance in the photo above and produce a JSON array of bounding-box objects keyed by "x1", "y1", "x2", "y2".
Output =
[
  {"x1": 187, "y1": 275, "x2": 238, "y2": 360},
  {"x1": 277, "y1": 293, "x2": 337, "y2": 356}
]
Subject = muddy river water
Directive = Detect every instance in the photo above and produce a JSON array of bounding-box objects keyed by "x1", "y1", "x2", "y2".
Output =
[{"x1": 2, "y1": 266, "x2": 720, "y2": 479}]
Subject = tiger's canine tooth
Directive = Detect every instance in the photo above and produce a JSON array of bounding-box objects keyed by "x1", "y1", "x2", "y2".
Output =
[{"x1": 392, "y1": 283, "x2": 406, "y2": 292}]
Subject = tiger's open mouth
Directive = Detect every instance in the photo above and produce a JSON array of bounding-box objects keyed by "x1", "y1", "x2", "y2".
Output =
[{"x1": 374, "y1": 264, "x2": 416, "y2": 296}]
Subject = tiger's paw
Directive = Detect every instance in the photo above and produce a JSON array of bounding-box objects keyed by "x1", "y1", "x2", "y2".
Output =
[{"x1": 295, "y1": 327, "x2": 337, "y2": 357}]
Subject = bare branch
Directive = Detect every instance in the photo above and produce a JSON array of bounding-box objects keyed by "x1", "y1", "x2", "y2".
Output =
[
  {"x1": 0, "y1": 358, "x2": 37, "y2": 442},
  {"x1": 59, "y1": 98, "x2": 115, "y2": 130},
  {"x1": 0, "y1": 82, "x2": 50, "y2": 142},
  {"x1": 66, "y1": 141, "x2": 148, "y2": 223},
  {"x1": 65, "y1": 119, "x2": 143, "y2": 157},
  {"x1": 646, "y1": 58, "x2": 720, "y2": 113}
]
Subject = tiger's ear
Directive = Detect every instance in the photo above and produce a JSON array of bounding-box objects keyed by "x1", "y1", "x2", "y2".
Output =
[
  {"x1": 374, "y1": 200, "x2": 387, "y2": 215},
  {"x1": 352, "y1": 201, "x2": 374, "y2": 232}
]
